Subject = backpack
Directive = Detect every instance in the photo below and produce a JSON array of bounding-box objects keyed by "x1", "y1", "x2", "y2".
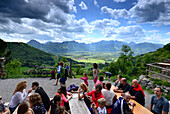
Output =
[
  {"x1": 67, "y1": 84, "x2": 79, "y2": 92},
  {"x1": 60, "y1": 67, "x2": 65, "y2": 78},
  {"x1": 111, "y1": 97, "x2": 123, "y2": 114},
  {"x1": 65, "y1": 68, "x2": 68, "y2": 81}
]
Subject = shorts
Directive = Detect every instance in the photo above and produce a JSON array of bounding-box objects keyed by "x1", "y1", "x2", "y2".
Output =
[
  {"x1": 57, "y1": 74, "x2": 60, "y2": 79},
  {"x1": 59, "y1": 77, "x2": 66, "y2": 84}
]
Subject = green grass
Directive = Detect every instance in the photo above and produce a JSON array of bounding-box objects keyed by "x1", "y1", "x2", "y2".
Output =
[{"x1": 76, "y1": 58, "x2": 105, "y2": 64}]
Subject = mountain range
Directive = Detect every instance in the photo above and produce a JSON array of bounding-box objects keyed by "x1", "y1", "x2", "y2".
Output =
[{"x1": 27, "y1": 40, "x2": 164, "y2": 55}]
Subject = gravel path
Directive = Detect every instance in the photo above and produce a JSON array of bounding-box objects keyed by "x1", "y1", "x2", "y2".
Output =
[{"x1": 0, "y1": 77, "x2": 154, "y2": 109}]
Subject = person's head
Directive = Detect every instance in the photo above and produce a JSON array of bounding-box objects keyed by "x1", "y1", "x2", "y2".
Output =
[
  {"x1": 29, "y1": 93, "x2": 42, "y2": 107},
  {"x1": 132, "y1": 79, "x2": 138, "y2": 88},
  {"x1": 58, "y1": 86, "x2": 67, "y2": 97},
  {"x1": 55, "y1": 106, "x2": 66, "y2": 114},
  {"x1": 13, "y1": 80, "x2": 27, "y2": 95},
  {"x1": 93, "y1": 63, "x2": 98, "y2": 69},
  {"x1": 121, "y1": 78, "x2": 127, "y2": 85},
  {"x1": 83, "y1": 73, "x2": 87, "y2": 77},
  {"x1": 53, "y1": 95, "x2": 62, "y2": 106},
  {"x1": 99, "y1": 76, "x2": 104, "y2": 82},
  {"x1": 118, "y1": 75, "x2": 122, "y2": 80},
  {"x1": 0, "y1": 96, "x2": 2, "y2": 104},
  {"x1": 58, "y1": 62, "x2": 60, "y2": 65},
  {"x1": 123, "y1": 92, "x2": 131, "y2": 102},
  {"x1": 17, "y1": 102, "x2": 29, "y2": 114},
  {"x1": 60, "y1": 62, "x2": 64, "y2": 67},
  {"x1": 32, "y1": 81, "x2": 39, "y2": 90},
  {"x1": 98, "y1": 98, "x2": 106, "y2": 109},
  {"x1": 95, "y1": 84, "x2": 102, "y2": 93},
  {"x1": 154, "y1": 87, "x2": 164, "y2": 97},
  {"x1": 105, "y1": 82, "x2": 111, "y2": 90},
  {"x1": 80, "y1": 82, "x2": 89, "y2": 93}
]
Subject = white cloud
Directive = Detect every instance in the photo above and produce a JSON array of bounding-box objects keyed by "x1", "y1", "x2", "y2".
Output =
[
  {"x1": 101, "y1": 6, "x2": 129, "y2": 19},
  {"x1": 165, "y1": 32, "x2": 170, "y2": 35},
  {"x1": 147, "y1": 30, "x2": 159, "y2": 33},
  {"x1": 79, "y1": 1, "x2": 88, "y2": 10},
  {"x1": 94, "y1": 0, "x2": 99, "y2": 8},
  {"x1": 90, "y1": 19, "x2": 120, "y2": 29},
  {"x1": 130, "y1": 0, "x2": 170, "y2": 25},
  {"x1": 114, "y1": 0, "x2": 126, "y2": 3}
]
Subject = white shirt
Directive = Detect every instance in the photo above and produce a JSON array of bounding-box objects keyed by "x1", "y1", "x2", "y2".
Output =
[
  {"x1": 9, "y1": 89, "x2": 28, "y2": 108},
  {"x1": 102, "y1": 89, "x2": 115, "y2": 106},
  {"x1": 97, "y1": 107, "x2": 107, "y2": 114}
]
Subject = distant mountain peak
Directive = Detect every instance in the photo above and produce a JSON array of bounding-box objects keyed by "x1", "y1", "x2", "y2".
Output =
[{"x1": 27, "y1": 39, "x2": 40, "y2": 44}]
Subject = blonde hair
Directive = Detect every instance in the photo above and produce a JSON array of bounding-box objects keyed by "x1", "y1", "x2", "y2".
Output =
[
  {"x1": 98, "y1": 98, "x2": 106, "y2": 106},
  {"x1": 80, "y1": 82, "x2": 89, "y2": 93},
  {"x1": 13, "y1": 80, "x2": 27, "y2": 95},
  {"x1": 29, "y1": 93, "x2": 42, "y2": 107}
]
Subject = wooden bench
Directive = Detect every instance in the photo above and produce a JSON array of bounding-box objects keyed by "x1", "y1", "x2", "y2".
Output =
[
  {"x1": 111, "y1": 85, "x2": 153, "y2": 114},
  {"x1": 69, "y1": 93, "x2": 91, "y2": 114}
]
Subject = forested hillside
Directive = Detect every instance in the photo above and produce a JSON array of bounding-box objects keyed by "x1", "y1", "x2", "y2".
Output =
[
  {"x1": 106, "y1": 43, "x2": 170, "y2": 77},
  {"x1": 27, "y1": 40, "x2": 163, "y2": 55},
  {"x1": 7, "y1": 42, "x2": 55, "y2": 67}
]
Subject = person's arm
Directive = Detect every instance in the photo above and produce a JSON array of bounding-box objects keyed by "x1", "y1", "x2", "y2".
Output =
[
  {"x1": 162, "y1": 111, "x2": 168, "y2": 114},
  {"x1": 148, "y1": 104, "x2": 153, "y2": 111},
  {"x1": 161, "y1": 101, "x2": 169, "y2": 114},
  {"x1": 114, "y1": 89, "x2": 124, "y2": 93},
  {"x1": 80, "y1": 77, "x2": 85, "y2": 80},
  {"x1": 3, "y1": 107, "x2": 10, "y2": 114}
]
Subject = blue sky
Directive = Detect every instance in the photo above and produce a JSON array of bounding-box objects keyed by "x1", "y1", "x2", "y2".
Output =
[{"x1": 0, "y1": 0, "x2": 169, "y2": 44}]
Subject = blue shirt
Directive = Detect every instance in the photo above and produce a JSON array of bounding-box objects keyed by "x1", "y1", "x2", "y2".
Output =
[{"x1": 151, "y1": 95, "x2": 169, "y2": 114}]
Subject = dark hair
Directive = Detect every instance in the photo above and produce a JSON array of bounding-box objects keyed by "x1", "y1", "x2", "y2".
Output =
[
  {"x1": 105, "y1": 82, "x2": 111, "y2": 90},
  {"x1": 59, "y1": 86, "x2": 67, "y2": 97},
  {"x1": 93, "y1": 63, "x2": 98, "y2": 69},
  {"x1": 84, "y1": 73, "x2": 87, "y2": 76},
  {"x1": 50, "y1": 95, "x2": 61, "y2": 106},
  {"x1": 156, "y1": 86, "x2": 164, "y2": 92},
  {"x1": 103, "y1": 83, "x2": 105, "y2": 89},
  {"x1": 32, "y1": 81, "x2": 39, "y2": 87},
  {"x1": 118, "y1": 75, "x2": 122, "y2": 78},
  {"x1": 60, "y1": 62, "x2": 64, "y2": 67},
  {"x1": 17, "y1": 102, "x2": 29, "y2": 114},
  {"x1": 99, "y1": 76, "x2": 104, "y2": 81},
  {"x1": 96, "y1": 84, "x2": 102, "y2": 91}
]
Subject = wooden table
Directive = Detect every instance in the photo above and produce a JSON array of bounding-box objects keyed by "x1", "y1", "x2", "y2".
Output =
[
  {"x1": 69, "y1": 93, "x2": 91, "y2": 114},
  {"x1": 111, "y1": 85, "x2": 153, "y2": 114}
]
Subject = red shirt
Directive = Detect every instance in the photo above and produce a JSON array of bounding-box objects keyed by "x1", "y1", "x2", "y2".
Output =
[{"x1": 87, "y1": 90, "x2": 104, "y2": 107}]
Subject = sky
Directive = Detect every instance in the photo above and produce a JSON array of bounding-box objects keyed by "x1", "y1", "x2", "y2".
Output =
[{"x1": 0, "y1": 0, "x2": 170, "y2": 44}]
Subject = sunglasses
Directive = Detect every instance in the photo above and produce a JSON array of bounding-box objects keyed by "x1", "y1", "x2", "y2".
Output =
[{"x1": 0, "y1": 98, "x2": 2, "y2": 100}]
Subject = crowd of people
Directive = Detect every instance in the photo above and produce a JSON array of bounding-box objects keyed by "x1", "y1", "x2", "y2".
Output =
[{"x1": 0, "y1": 63, "x2": 169, "y2": 114}]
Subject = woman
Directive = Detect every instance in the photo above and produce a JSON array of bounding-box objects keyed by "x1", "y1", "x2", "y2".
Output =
[
  {"x1": 29, "y1": 93, "x2": 47, "y2": 114},
  {"x1": 78, "y1": 82, "x2": 91, "y2": 108},
  {"x1": 93, "y1": 63, "x2": 99, "y2": 84},
  {"x1": 9, "y1": 81, "x2": 32, "y2": 113},
  {"x1": 56, "y1": 86, "x2": 73, "y2": 111},
  {"x1": 50, "y1": 95, "x2": 62, "y2": 114},
  {"x1": 17, "y1": 102, "x2": 34, "y2": 114}
]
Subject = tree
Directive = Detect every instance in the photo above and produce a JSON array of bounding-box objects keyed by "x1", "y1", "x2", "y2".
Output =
[
  {"x1": 0, "y1": 39, "x2": 11, "y2": 66},
  {"x1": 117, "y1": 45, "x2": 134, "y2": 74}
]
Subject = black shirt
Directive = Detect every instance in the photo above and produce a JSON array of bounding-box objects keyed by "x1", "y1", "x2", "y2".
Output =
[
  {"x1": 35, "y1": 87, "x2": 50, "y2": 111},
  {"x1": 129, "y1": 86, "x2": 145, "y2": 106},
  {"x1": 118, "y1": 83, "x2": 130, "y2": 93}
]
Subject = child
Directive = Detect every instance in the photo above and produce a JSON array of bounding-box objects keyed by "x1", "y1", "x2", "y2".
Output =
[
  {"x1": 92, "y1": 98, "x2": 107, "y2": 114},
  {"x1": 80, "y1": 73, "x2": 88, "y2": 86},
  {"x1": 50, "y1": 69, "x2": 56, "y2": 80}
]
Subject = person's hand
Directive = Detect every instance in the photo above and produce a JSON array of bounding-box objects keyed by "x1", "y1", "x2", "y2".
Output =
[
  {"x1": 70, "y1": 94, "x2": 73, "y2": 98},
  {"x1": 28, "y1": 88, "x2": 32, "y2": 94},
  {"x1": 131, "y1": 102, "x2": 136, "y2": 107},
  {"x1": 71, "y1": 90, "x2": 74, "y2": 93}
]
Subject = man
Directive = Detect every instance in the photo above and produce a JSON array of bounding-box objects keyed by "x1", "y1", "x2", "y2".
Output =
[
  {"x1": 128, "y1": 79, "x2": 145, "y2": 106},
  {"x1": 102, "y1": 82, "x2": 116, "y2": 109},
  {"x1": 31, "y1": 82, "x2": 50, "y2": 111},
  {"x1": 104, "y1": 72, "x2": 112, "y2": 80},
  {"x1": 149, "y1": 87, "x2": 169, "y2": 114},
  {"x1": 111, "y1": 93, "x2": 136, "y2": 114},
  {"x1": 114, "y1": 78, "x2": 130, "y2": 93},
  {"x1": 114, "y1": 75, "x2": 122, "y2": 87},
  {"x1": 87, "y1": 84, "x2": 104, "y2": 107},
  {"x1": 58, "y1": 62, "x2": 66, "y2": 87},
  {"x1": 0, "y1": 96, "x2": 9, "y2": 114}
]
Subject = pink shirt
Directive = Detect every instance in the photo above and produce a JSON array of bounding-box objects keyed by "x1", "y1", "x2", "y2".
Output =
[
  {"x1": 95, "y1": 80, "x2": 102, "y2": 87},
  {"x1": 80, "y1": 77, "x2": 88, "y2": 86},
  {"x1": 56, "y1": 93, "x2": 68, "y2": 106}
]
